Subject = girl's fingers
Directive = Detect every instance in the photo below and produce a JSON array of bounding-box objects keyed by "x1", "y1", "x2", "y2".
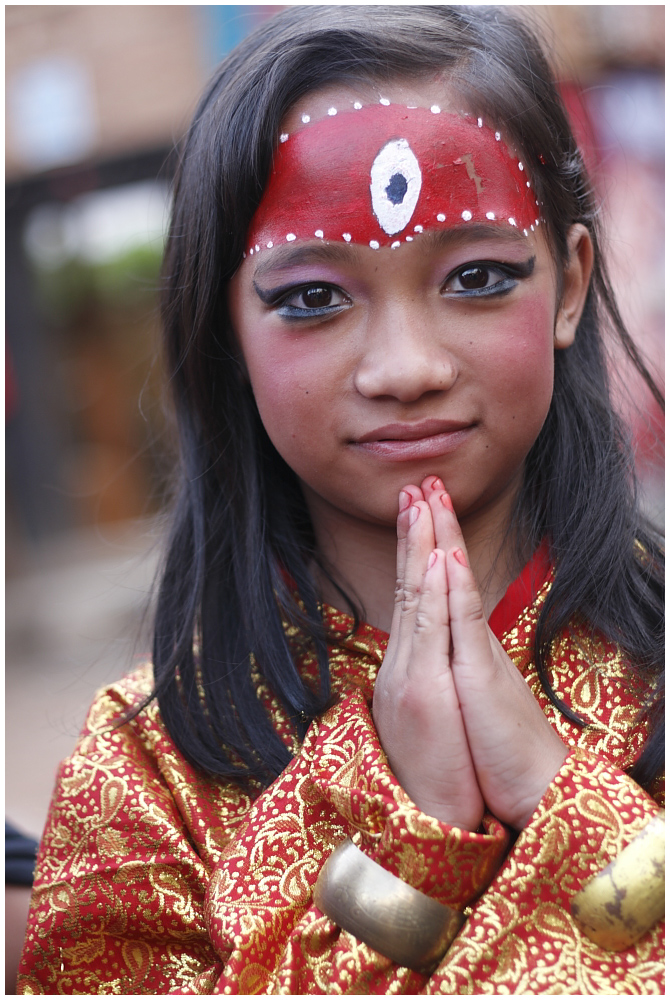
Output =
[
  {"x1": 444, "y1": 545, "x2": 569, "y2": 830},
  {"x1": 393, "y1": 500, "x2": 436, "y2": 663},
  {"x1": 421, "y1": 475, "x2": 465, "y2": 557},
  {"x1": 405, "y1": 548, "x2": 450, "y2": 682},
  {"x1": 394, "y1": 484, "x2": 423, "y2": 582},
  {"x1": 388, "y1": 485, "x2": 423, "y2": 650},
  {"x1": 445, "y1": 546, "x2": 493, "y2": 676}
]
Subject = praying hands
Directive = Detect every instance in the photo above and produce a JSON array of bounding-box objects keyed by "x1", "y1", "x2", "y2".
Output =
[{"x1": 372, "y1": 475, "x2": 568, "y2": 831}]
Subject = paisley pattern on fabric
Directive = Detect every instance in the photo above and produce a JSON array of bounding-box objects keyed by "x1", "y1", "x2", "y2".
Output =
[{"x1": 18, "y1": 566, "x2": 664, "y2": 995}]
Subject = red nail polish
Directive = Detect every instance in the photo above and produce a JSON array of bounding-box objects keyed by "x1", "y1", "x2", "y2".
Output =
[
  {"x1": 399, "y1": 490, "x2": 412, "y2": 512},
  {"x1": 429, "y1": 476, "x2": 444, "y2": 491},
  {"x1": 409, "y1": 505, "x2": 420, "y2": 526},
  {"x1": 440, "y1": 493, "x2": 454, "y2": 513},
  {"x1": 453, "y1": 547, "x2": 468, "y2": 567},
  {"x1": 427, "y1": 550, "x2": 438, "y2": 570}
]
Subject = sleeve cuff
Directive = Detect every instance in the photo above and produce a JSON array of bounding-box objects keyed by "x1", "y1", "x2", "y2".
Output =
[
  {"x1": 309, "y1": 690, "x2": 510, "y2": 909},
  {"x1": 366, "y1": 809, "x2": 510, "y2": 909},
  {"x1": 514, "y1": 745, "x2": 661, "y2": 896}
]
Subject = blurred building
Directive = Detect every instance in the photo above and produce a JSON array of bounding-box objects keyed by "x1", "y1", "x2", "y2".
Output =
[{"x1": 6, "y1": 5, "x2": 280, "y2": 552}]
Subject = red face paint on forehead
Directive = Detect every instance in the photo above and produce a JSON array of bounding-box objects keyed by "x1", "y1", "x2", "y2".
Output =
[{"x1": 245, "y1": 103, "x2": 541, "y2": 256}]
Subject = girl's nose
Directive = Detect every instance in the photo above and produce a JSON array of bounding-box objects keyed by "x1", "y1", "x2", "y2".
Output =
[{"x1": 353, "y1": 308, "x2": 458, "y2": 403}]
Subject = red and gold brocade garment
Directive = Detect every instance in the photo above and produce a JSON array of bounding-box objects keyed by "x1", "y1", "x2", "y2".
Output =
[{"x1": 19, "y1": 553, "x2": 664, "y2": 995}]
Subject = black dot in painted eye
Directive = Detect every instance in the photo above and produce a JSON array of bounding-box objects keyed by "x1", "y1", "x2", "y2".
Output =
[
  {"x1": 385, "y1": 173, "x2": 408, "y2": 205},
  {"x1": 303, "y1": 287, "x2": 332, "y2": 308}
]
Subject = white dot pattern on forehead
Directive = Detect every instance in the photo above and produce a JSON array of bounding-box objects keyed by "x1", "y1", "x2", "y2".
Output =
[
  {"x1": 495, "y1": 131, "x2": 501, "y2": 141},
  {"x1": 353, "y1": 102, "x2": 362, "y2": 110},
  {"x1": 287, "y1": 233, "x2": 296, "y2": 241},
  {"x1": 405, "y1": 235, "x2": 413, "y2": 241},
  {"x1": 461, "y1": 209, "x2": 472, "y2": 221},
  {"x1": 523, "y1": 229, "x2": 528, "y2": 236},
  {"x1": 526, "y1": 181, "x2": 531, "y2": 188},
  {"x1": 301, "y1": 114, "x2": 310, "y2": 123},
  {"x1": 369, "y1": 240, "x2": 380, "y2": 249},
  {"x1": 255, "y1": 245, "x2": 260, "y2": 252},
  {"x1": 242, "y1": 252, "x2": 246, "y2": 258},
  {"x1": 343, "y1": 233, "x2": 352, "y2": 242},
  {"x1": 267, "y1": 241, "x2": 273, "y2": 248},
  {"x1": 530, "y1": 224, "x2": 535, "y2": 231},
  {"x1": 380, "y1": 98, "x2": 390, "y2": 106},
  {"x1": 486, "y1": 211, "x2": 495, "y2": 220},
  {"x1": 391, "y1": 241, "x2": 400, "y2": 249},
  {"x1": 437, "y1": 213, "x2": 446, "y2": 222},
  {"x1": 477, "y1": 117, "x2": 483, "y2": 127},
  {"x1": 519, "y1": 162, "x2": 524, "y2": 171},
  {"x1": 508, "y1": 217, "x2": 517, "y2": 226},
  {"x1": 328, "y1": 107, "x2": 337, "y2": 116},
  {"x1": 315, "y1": 230, "x2": 324, "y2": 238},
  {"x1": 414, "y1": 225, "x2": 423, "y2": 232},
  {"x1": 249, "y1": 248, "x2": 254, "y2": 255},
  {"x1": 430, "y1": 105, "x2": 441, "y2": 114},
  {"x1": 280, "y1": 133, "x2": 289, "y2": 143}
]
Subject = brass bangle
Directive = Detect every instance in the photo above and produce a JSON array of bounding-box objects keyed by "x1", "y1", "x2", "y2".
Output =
[
  {"x1": 571, "y1": 810, "x2": 665, "y2": 951},
  {"x1": 313, "y1": 838, "x2": 465, "y2": 972}
]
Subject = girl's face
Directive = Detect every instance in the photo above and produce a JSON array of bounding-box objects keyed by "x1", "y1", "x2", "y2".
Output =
[{"x1": 228, "y1": 82, "x2": 587, "y2": 528}]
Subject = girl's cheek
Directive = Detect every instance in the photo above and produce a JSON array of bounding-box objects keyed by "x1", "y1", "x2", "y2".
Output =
[
  {"x1": 244, "y1": 334, "x2": 339, "y2": 419},
  {"x1": 484, "y1": 296, "x2": 556, "y2": 390}
]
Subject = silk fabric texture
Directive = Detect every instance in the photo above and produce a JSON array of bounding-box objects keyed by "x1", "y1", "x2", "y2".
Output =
[{"x1": 19, "y1": 549, "x2": 664, "y2": 994}]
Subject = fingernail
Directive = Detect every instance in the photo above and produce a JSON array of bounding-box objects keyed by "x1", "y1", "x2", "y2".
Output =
[
  {"x1": 440, "y1": 493, "x2": 454, "y2": 513},
  {"x1": 409, "y1": 505, "x2": 420, "y2": 526},
  {"x1": 427, "y1": 549, "x2": 438, "y2": 570},
  {"x1": 453, "y1": 547, "x2": 468, "y2": 567},
  {"x1": 428, "y1": 476, "x2": 444, "y2": 491},
  {"x1": 399, "y1": 490, "x2": 412, "y2": 512}
]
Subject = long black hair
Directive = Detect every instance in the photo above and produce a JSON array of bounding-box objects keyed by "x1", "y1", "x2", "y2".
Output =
[{"x1": 147, "y1": 5, "x2": 663, "y2": 787}]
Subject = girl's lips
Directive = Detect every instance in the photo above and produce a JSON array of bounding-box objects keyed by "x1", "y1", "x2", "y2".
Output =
[{"x1": 352, "y1": 422, "x2": 475, "y2": 461}]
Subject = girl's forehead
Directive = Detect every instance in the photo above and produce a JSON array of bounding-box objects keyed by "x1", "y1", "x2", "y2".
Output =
[
  {"x1": 280, "y1": 79, "x2": 457, "y2": 132},
  {"x1": 245, "y1": 100, "x2": 541, "y2": 260}
]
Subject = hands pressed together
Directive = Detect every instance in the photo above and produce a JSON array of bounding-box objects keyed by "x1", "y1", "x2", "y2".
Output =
[{"x1": 372, "y1": 476, "x2": 568, "y2": 832}]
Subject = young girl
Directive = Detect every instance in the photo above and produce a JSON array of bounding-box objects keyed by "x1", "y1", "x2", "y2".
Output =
[{"x1": 19, "y1": 7, "x2": 664, "y2": 995}]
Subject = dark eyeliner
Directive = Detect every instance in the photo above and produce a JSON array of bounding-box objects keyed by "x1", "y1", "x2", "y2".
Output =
[
  {"x1": 444, "y1": 255, "x2": 536, "y2": 298},
  {"x1": 253, "y1": 279, "x2": 351, "y2": 319},
  {"x1": 253, "y1": 280, "x2": 301, "y2": 305},
  {"x1": 502, "y1": 255, "x2": 536, "y2": 279}
]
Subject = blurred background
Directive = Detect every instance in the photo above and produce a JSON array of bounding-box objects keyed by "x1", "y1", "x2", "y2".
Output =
[{"x1": 4, "y1": 5, "x2": 664, "y2": 983}]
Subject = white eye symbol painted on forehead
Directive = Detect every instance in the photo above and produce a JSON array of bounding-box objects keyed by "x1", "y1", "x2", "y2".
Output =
[{"x1": 370, "y1": 139, "x2": 422, "y2": 236}]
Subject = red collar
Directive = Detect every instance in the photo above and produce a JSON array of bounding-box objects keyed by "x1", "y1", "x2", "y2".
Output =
[{"x1": 487, "y1": 539, "x2": 553, "y2": 640}]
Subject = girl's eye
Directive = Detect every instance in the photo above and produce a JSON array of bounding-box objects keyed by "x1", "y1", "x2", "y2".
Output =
[
  {"x1": 442, "y1": 262, "x2": 521, "y2": 298},
  {"x1": 458, "y1": 266, "x2": 495, "y2": 290},
  {"x1": 299, "y1": 286, "x2": 335, "y2": 308},
  {"x1": 277, "y1": 284, "x2": 351, "y2": 318}
]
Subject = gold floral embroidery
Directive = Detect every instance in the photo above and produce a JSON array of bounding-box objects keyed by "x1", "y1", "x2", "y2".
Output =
[{"x1": 18, "y1": 585, "x2": 663, "y2": 995}]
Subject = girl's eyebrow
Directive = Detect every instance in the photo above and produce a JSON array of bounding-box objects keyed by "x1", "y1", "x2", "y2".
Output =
[
  {"x1": 253, "y1": 222, "x2": 532, "y2": 280},
  {"x1": 420, "y1": 225, "x2": 531, "y2": 253},
  {"x1": 253, "y1": 242, "x2": 357, "y2": 279}
]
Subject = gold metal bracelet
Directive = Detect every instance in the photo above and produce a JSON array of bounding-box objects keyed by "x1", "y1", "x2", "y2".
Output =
[
  {"x1": 313, "y1": 838, "x2": 465, "y2": 972},
  {"x1": 571, "y1": 810, "x2": 665, "y2": 951}
]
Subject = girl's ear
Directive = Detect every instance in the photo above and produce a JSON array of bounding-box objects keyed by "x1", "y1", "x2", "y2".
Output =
[{"x1": 554, "y1": 224, "x2": 594, "y2": 349}]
